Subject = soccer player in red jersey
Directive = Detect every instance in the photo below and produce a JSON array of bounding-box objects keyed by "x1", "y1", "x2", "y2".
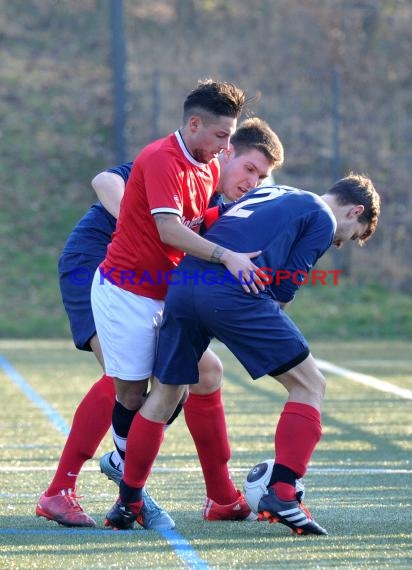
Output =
[{"x1": 35, "y1": 84, "x2": 284, "y2": 528}]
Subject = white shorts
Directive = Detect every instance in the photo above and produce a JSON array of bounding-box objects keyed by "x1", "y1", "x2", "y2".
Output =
[{"x1": 91, "y1": 269, "x2": 164, "y2": 381}]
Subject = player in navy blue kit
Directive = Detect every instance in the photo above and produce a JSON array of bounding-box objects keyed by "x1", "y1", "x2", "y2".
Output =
[
  {"x1": 58, "y1": 162, "x2": 132, "y2": 357},
  {"x1": 104, "y1": 173, "x2": 381, "y2": 536},
  {"x1": 36, "y1": 117, "x2": 284, "y2": 528}
]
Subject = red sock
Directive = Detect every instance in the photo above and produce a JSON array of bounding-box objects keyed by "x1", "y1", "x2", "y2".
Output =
[
  {"x1": 123, "y1": 413, "x2": 165, "y2": 489},
  {"x1": 46, "y1": 374, "x2": 115, "y2": 495},
  {"x1": 275, "y1": 401, "x2": 322, "y2": 479},
  {"x1": 274, "y1": 482, "x2": 296, "y2": 501},
  {"x1": 184, "y1": 389, "x2": 237, "y2": 505}
]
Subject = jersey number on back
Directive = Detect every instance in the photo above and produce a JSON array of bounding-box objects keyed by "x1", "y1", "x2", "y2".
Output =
[{"x1": 223, "y1": 187, "x2": 287, "y2": 219}]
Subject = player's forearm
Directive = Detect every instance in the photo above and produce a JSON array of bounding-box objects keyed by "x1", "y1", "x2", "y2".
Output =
[
  {"x1": 155, "y1": 213, "x2": 262, "y2": 294},
  {"x1": 91, "y1": 172, "x2": 125, "y2": 218},
  {"x1": 155, "y1": 215, "x2": 224, "y2": 262}
]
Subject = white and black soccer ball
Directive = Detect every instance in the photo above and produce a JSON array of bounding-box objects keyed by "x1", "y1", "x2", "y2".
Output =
[{"x1": 243, "y1": 459, "x2": 305, "y2": 514}]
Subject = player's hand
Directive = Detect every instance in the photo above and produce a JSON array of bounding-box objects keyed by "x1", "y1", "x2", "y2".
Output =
[{"x1": 221, "y1": 250, "x2": 264, "y2": 294}]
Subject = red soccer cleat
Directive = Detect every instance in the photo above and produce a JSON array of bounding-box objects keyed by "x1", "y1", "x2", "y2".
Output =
[
  {"x1": 203, "y1": 489, "x2": 258, "y2": 521},
  {"x1": 36, "y1": 489, "x2": 96, "y2": 527}
]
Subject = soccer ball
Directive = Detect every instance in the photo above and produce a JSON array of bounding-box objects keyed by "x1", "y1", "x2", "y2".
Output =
[{"x1": 243, "y1": 459, "x2": 305, "y2": 513}]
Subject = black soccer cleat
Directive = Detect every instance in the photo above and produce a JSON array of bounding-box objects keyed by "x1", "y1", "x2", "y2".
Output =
[
  {"x1": 104, "y1": 497, "x2": 143, "y2": 530},
  {"x1": 258, "y1": 487, "x2": 327, "y2": 535}
]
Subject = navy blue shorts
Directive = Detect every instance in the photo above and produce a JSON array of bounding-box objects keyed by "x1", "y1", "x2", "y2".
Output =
[
  {"x1": 153, "y1": 276, "x2": 309, "y2": 385},
  {"x1": 58, "y1": 252, "x2": 102, "y2": 351}
]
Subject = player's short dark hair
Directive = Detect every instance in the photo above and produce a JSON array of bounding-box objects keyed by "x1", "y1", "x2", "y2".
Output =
[
  {"x1": 327, "y1": 172, "x2": 381, "y2": 243},
  {"x1": 231, "y1": 118, "x2": 284, "y2": 171},
  {"x1": 183, "y1": 79, "x2": 246, "y2": 124}
]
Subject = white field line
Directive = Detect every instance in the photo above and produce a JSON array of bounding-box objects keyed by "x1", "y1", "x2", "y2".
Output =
[
  {"x1": 0, "y1": 465, "x2": 410, "y2": 474},
  {"x1": 316, "y1": 358, "x2": 412, "y2": 400},
  {"x1": 211, "y1": 341, "x2": 412, "y2": 400}
]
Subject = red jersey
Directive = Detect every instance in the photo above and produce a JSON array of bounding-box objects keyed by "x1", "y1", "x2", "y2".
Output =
[{"x1": 101, "y1": 131, "x2": 220, "y2": 299}]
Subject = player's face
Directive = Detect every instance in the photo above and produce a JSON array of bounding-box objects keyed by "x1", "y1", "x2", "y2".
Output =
[
  {"x1": 189, "y1": 116, "x2": 237, "y2": 163},
  {"x1": 219, "y1": 148, "x2": 273, "y2": 201},
  {"x1": 333, "y1": 218, "x2": 368, "y2": 249}
]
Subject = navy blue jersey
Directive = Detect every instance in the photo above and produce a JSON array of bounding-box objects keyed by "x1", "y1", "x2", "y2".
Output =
[
  {"x1": 61, "y1": 162, "x2": 133, "y2": 257},
  {"x1": 182, "y1": 185, "x2": 337, "y2": 303}
]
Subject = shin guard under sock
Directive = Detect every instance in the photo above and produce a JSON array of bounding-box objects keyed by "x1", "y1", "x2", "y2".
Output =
[
  {"x1": 274, "y1": 401, "x2": 322, "y2": 479},
  {"x1": 184, "y1": 389, "x2": 237, "y2": 505},
  {"x1": 47, "y1": 374, "x2": 115, "y2": 495},
  {"x1": 122, "y1": 413, "x2": 165, "y2": 489}
]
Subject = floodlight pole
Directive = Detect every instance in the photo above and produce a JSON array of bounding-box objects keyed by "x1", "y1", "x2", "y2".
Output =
[{"x1": 110, "y1": 0, "x2": 127, "y2": 162}]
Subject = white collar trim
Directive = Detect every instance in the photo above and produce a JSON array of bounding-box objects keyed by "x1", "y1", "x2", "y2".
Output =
[{"x1": 174, "y1": 130, "x2": 205, "y2": 168}]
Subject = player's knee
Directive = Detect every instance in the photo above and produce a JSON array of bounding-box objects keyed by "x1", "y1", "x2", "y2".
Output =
[
  {"x1": 121, "y1": 393, "x2": 146, "y2": 410},
  {"x1": 197, "y1": 355, "x2": 223, "y2": 393},
  {"x1": 115, "y1": 380, "x2": 148, "y2": 411}
]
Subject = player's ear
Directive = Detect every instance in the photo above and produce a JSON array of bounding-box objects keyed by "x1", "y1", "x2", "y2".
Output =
[
  {"x1": 349, "y1": 204, "x2": 365, "y2": 218},
  {"x1": 188, "y1": 116, "x2": 201, "y2": 132}
]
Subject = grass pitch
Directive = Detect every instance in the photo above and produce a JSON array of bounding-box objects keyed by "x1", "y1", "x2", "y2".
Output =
[{"x1": 0, "y1": 340, "x2": 411, "y2": 569}]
